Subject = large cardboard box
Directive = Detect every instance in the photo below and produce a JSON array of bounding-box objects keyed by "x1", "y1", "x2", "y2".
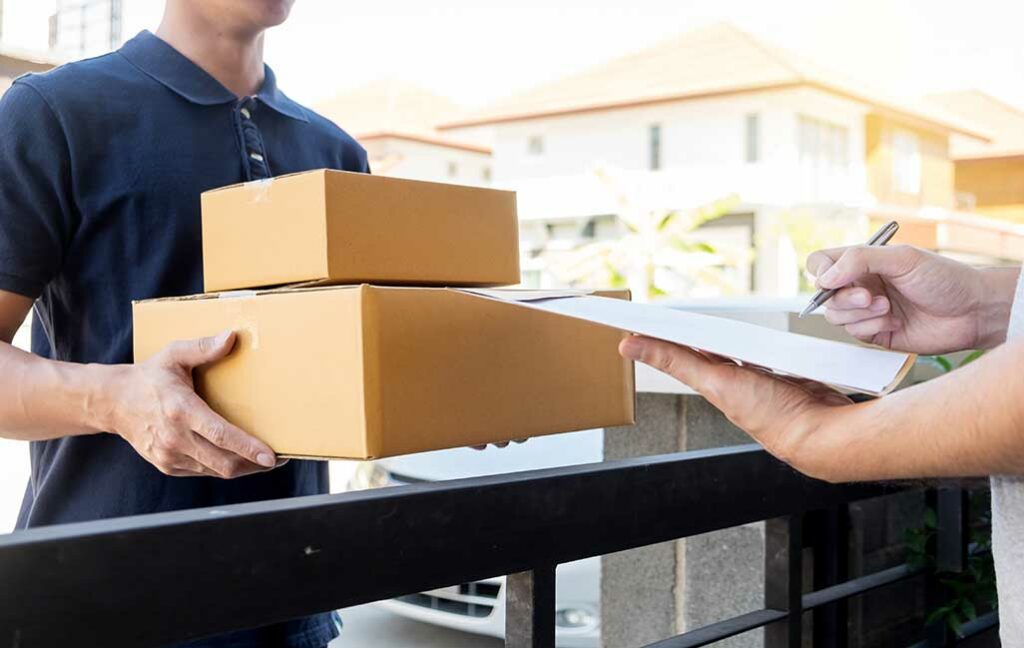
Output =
[
  {"x1": 132, "y1": 286, "x2": 635, "y2": 459},
  {"x1": 201, "y1": 170, "x2": 521, "y2": 292}
]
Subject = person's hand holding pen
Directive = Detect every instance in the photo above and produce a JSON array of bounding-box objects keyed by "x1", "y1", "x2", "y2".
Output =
[
  {"x1": 620, "y1": 235, "x2": 1024, "y2": 483},
  {"x1": 806, "y1": 243, "x2": 1017, "y2": 354}
]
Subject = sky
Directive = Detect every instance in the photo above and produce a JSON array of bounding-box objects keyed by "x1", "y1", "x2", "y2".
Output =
[{"x1": 3, "y1": 0, "x2": 1024, "y2": 113}]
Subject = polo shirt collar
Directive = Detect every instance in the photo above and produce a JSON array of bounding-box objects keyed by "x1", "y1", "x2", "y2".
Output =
[{"x1": 119, "y1": 30, "x2": 309, "y2": 123}]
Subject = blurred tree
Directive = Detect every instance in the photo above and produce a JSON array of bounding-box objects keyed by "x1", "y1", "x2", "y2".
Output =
[{"x1": 548, "y1": 167, "x2": 743, "y2": 302}]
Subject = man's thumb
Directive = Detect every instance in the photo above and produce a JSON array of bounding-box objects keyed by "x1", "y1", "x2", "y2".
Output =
[{"x1": 168, "y1": 330, "x2": 236, "y2": 367}]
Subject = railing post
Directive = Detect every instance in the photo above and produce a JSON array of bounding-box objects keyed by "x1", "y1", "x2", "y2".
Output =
[
  {"x1": 926, "y1": 486, "x2": 969, "y2": 646},
  {"x1": 506, "y1": 564, "x2": 556, "y2": 648},
  {"x1": 765, "y1": 515, "x2": 803, "y2": 648},
  {"x1": 811, "y1": 506, "x2": 849, "y2": 647}
]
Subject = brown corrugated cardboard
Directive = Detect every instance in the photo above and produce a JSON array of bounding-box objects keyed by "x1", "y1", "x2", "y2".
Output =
[
  {"x1": 201, "y1": 170, "x2": 521, "y2": 292},
  {"x1": 132, "y1": 286, "x2": 635, "y2": 460}
]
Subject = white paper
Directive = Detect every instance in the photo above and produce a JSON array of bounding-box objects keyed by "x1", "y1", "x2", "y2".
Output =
[{"x1": 463, "y1": 291, "x2": 913, "y2": 395}]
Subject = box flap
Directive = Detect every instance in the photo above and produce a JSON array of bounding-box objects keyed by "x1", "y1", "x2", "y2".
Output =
[{"x1": 458, "y1": 291, "x2": 914, "y2": 397}]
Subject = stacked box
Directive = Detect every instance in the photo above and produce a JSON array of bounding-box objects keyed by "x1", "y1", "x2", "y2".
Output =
[{"x1": 133, "y1": 170, "x2": 635, "y2": 460}]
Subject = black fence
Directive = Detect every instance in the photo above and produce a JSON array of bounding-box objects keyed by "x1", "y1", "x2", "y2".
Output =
[{"x1": 0, "y1": 444, "x2": 999, "y2": 647}]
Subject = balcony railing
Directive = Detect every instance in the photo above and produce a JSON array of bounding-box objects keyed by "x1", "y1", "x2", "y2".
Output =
[{"x1": 0, "y1": 441, "x2": 999, "y2": 647}]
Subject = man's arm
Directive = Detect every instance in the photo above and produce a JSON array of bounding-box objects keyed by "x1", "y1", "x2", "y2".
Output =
[
  {"x1": 0, "y1": 289, "x2": 102, "y2": 440},
  {"x1": 806, "y1": 336, "x2": 1024, "y2": 481},
  {"x1": 621, "y1": 334, "x2": 1024, "y2": 483},
  {"x1": 0, "y1": 289, "x2": 278, "y2": 478}
]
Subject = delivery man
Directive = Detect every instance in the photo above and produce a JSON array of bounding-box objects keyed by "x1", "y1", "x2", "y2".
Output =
[
  {"x1": 0, "y1": 1, "x2": 363, "y2": 646},
  {"x1": 621, "y1": 244, "x2": 1024, "y2": 642}
]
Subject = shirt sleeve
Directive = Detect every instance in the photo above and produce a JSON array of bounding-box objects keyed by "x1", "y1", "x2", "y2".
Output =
[{"x1": 0, "y1": 81, "x2": 77, "y2": 299}]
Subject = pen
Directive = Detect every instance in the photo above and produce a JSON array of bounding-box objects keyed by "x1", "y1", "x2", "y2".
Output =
[{"x1": 798, "y1": 220, "x2": 900, "y2": 318}]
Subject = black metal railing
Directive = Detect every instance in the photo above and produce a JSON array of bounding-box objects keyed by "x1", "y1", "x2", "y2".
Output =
[{"x1": 0, "y1": 444, "x2": 999, "y2": 647}]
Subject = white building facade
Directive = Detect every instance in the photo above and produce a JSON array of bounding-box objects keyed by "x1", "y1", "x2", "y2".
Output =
[{"x1": 450, "y1": 86, "x2": 874, "y2": 296}]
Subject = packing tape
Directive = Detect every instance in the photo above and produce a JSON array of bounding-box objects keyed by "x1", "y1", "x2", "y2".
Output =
[
  {"x1": 216, "y1": 292, "x2": 260, "y2": 350},
  {"x1": 246, "y1": 178, "x2": 274, "y2": 203}
]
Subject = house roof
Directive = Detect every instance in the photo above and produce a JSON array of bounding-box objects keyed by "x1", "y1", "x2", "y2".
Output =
[
  {"x1": 439, "y1": 22, "x2": 987, "y2": 140},
  {"x1": 926, "y1": 90, "x2": 1024, "y2": 160},
  {"x1": 0, "y1": 46, "x2": 61, "y2": 69},
  {"x1": 315, "y1": 79, "x2": 490, "y2": 154}
]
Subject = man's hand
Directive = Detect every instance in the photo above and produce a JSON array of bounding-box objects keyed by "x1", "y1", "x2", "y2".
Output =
[
  {"x1": 620, "y1": 335, "x2": 856, "y2": 479},
  {"x1": 100, "y1": 330, "x2": 278, "y2": 479},
  {"x1": 807, "y1": 245, "x2": 1016, "y2": 354},
  {"x1": 621, "y1": 333, "x2": 1024, "y2": 482},
  {"x1": 472, "y1": 440, "x2": 528, "y2": 451}
]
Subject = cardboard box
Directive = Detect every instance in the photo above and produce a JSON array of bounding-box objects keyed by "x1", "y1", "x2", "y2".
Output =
[
  {"x1": 201, "y1": 170, "x2": 521, "y2": 292},
  {"x1": 132, "y1": 286, "x2": 635, "y2": 459}
]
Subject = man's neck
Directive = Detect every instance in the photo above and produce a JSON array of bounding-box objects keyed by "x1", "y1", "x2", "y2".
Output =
[{"x1": 155, "y1": 8, "x2": 265, "y2": 98}]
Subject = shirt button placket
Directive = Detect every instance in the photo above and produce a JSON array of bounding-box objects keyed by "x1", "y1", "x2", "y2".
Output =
[{"x1": 237, "y1": 96, "x2": 271, "y2": 180}]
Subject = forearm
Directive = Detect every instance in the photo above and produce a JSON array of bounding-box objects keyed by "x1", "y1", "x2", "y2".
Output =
[
  {"x1": 804, "y1": 337, "x2": 1024, "y2": 481},
  {"x1": 974, "y1": 266, "x2": 1019, "y2": 349},
  {"x1": 0, "y1": 341, "x2": 118, "y2": 440}
]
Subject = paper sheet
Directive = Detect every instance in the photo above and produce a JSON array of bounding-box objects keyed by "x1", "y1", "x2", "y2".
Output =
[{"x1": 463, "y1": 290, "x2": 915, "y2": 396}]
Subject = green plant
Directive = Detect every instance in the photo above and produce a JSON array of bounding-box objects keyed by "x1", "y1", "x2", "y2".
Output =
[
  {"x1": 905, "y1": 491, "x2": 996, "y2": 636},
  {"x1": 776, "y1": 210, "x2": 858, "y2": 292}
]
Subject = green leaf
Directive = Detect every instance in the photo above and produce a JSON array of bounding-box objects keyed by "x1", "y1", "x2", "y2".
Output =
[
  {"x1": 959, "y1": 350, "x2": 985, "y2": 368},
  {"x1": 656, "y1": 212, "x2": 677, "y2": 232},
  {"x1": 960, "y1": 598, "x2": 977, "y2": 619},
  {"x1": 924, "y1": 508, "x2": 938, "y2": 529},
  {"x1": 928, "y1": 355, "x2": 954, "y2": 372},
  {"x1": 926, "y1": 605, "x2": 953, "y2": 624},
  {"x1": 947, "y1": 611, "x2": 964, "y2": 636}
]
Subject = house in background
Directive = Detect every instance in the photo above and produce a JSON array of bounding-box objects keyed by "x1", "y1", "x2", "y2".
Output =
[
  {"x1": 439, "y1": 23, "x2": 1022, "y2": 295},
  {"x1": 317, "y1": 79, "x2": 493, "y2": 186},
  {"x1": 48, "y1": 0, "x2": 123, "y2": 59},
  {"x1": 928, "y1": 90, "x2": 1024, "y2": 225}
]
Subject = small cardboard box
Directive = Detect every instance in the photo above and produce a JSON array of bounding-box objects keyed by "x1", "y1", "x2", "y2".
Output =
[
  {"x1": 201, "y1": 170, "x2": 521, "y2": 292},
  {"x1": 132, "y1": 286, "x2": 635, "y2": 459}
]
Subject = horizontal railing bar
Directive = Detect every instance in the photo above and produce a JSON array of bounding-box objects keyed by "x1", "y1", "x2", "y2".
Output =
[
  {"x1": 0, "y1": 445, "x2": 892, "y2": 648},
  {"x1": 803, "y1": 564, "x2": 923, "y2": 610},
  {"x1": 644, "y1": 609, "x2": 788, "y2": 648},
  {"x1": 908, "y1": 611, "x2": 999, "y2": 648}
]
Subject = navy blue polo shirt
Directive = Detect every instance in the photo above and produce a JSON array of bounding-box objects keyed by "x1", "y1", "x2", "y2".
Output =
[{"x1": 0, "y1": 31, "x2": 369, "y2": 648}]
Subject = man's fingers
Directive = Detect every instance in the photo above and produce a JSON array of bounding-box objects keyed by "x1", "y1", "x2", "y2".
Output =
[
  {"x1": 816, "y1": 245, "x2": 918, "y2": 290},
  {"x1": 187, "y1": 433, "x2": 269, "y2": 479},
  {"x1": 186, "y1": 398, "x2": 276, "y2": 468},
  {"x1": 167, "y1": 455, "x2": 221, "y2": 478},
  {"x1": 825, "y1": 287, "x2": 875, "y2": 310},
  {"x1": 620, "y1": 336, "x2": 721, "y2": 397},
  {"x1": 844, "y1": 315, "x2": 901, "y2": 340},
  {"x1": 825, "y1": 297, "x2": 890, "y2": 325},
  {"x1": 806, "y1": 248, "x2": 844, "y2": 278},
  {"x1": 165, "y1": 330, "x2": 237, "y2": 369}
]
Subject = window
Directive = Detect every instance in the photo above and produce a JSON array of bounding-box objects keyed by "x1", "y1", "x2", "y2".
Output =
[
  {"x1": 797, "y1": 115, "x2": 850, "y2": 200},
  {"x1": 745, "y1": 113, "x2": 760, "y2": 163},
  {"x1": 447, "y1": 161, "x2": 458, "y2": 178},
  {"x1": 527, "y1": 136, "x2": 544, "y2": 155},
  {"x1": 649, "y1": 124, "x2": 662, "y2": 170},
  {"x1": 798, "y1": 115, "x2": 849, "y2": 169},
  {"x1": 891, "y1": 129, "x2": 921, "y2": 195}
]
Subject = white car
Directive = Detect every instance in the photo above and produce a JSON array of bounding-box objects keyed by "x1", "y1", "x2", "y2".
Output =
[{"x1": 345, "y1": 429, "x2": 604, "y2": 648}]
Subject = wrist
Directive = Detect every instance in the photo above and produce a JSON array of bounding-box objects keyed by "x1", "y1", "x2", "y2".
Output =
[
  {"x1": 974, "y1": 266, "x2": 1019, "y2": 349},
  {"x1": 789, "y1": 403, "x2": 873, "y2": 484},
  {"x1": 80, "y1": 363, "x2": 130, "y2": 434}
]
